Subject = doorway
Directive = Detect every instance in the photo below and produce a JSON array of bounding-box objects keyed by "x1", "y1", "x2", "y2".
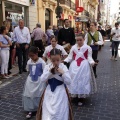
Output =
[{"x1": 45, "y1": 9, "x2": 51, "y2": 30}]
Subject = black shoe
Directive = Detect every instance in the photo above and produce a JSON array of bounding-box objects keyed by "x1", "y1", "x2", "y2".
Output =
[
  {"x1": 8, "y1": 71, "x2": 12, "y2": 75},
  {"x1": 23, "y1": 69, "x2": 27, "y2": 72},
  {"x1": 72, "y1": 98, "x2": 79, "y2": 103},
  {"x1": 95, "y1": 74, "x2": 97, "y2": 78},
  {"x1": 19, "y1": 70, "x2": 22, "y2": 74}
]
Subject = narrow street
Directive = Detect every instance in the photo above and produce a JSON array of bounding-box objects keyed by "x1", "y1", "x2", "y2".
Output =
[{"x1": 0, "y1": 41, "x2": 120, "y2": 120}]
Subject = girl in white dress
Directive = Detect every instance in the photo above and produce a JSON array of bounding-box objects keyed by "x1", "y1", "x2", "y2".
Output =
[
  {"x1": 23, "y1": 46, "x2": 46, "y2": 119},
  {"x1": 43, "y1": 35, "x2": 67, "y2": 63},
  {"x1": 36, "y1": 48, "x2": 73, "y2": 120},
  {"x1": 64, "y1": 34, "x2": 97, "y2": 106}
]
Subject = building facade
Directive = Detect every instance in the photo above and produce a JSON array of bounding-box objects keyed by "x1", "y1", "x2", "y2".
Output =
[
  {"x1": 38, "y1": 0, "x2": 76, "y2": 31},
  {"x1": 98, "y1": 0, "x2": 111, "y2": 26},
  {"x1": 110, "y1": 0, "x2": 120, "y2": 26},
  {"x1": 0, "y1": 0, "x2": 38, "y2": 31},
  {"x1": 117, "y1": 1, "x2": 120, "y2": 23},
  {"x1": 75, "y1": 0, "x2": 99, "y2": 30}
]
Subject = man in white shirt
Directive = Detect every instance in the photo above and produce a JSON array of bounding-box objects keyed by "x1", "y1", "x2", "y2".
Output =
[
  {"x1": 111, "y1": 22, "x2": 120, "y2": 61},
  {"x1": 13, "y1": 19, "x2": 31, "y2": 74},
  {"x1": 85, "y1": 22, "x2": 103, "y2": 78}
]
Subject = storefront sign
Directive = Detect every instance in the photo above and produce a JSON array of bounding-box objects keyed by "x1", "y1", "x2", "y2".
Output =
[
  {"x1": 75, "y1": 17, "x2": 88, "y2": 22},
  {"x1": 75, "y1": 17, "x2": 81, "y2": 22},
  {"x1": 76, "y1": 7, "x2": 84, "y2": 12},
  {"x1": 7, "y1": 0, "x2": 29, "y2": 6}
]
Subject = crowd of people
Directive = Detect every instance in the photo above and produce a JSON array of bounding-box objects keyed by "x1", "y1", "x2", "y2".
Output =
[{"x1": 0, "y1": 18, "x2": 120, "y2": 120}]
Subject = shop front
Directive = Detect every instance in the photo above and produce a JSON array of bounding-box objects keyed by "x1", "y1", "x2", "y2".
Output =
[
  {"x1": 5, "y1": 2, "x2": 27, "y2": 28},
  {"x1": 0, "y1": 0, "x2": 38, "y2": 30},
  {"x1": 0, "y1": 0, "x2": 29, "y2": 27}
]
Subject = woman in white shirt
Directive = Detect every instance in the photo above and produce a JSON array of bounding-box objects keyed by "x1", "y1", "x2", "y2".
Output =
[{"x1": 0, "y1": 26, "x2": 12, "y2": 78}]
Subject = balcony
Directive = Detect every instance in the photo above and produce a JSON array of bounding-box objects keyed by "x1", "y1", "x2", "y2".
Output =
[
  {"x1": 60, "y1": 0, "x2": 71, "y2": 7},
  {"x1": 42, "y1": 0, "x2": 57, "y2": 5},
  {"x1": 42, "y1": 0, "x2": 49, "y2": 2},
  {"x1": 42, "y1": 0, "x2": 75, "y2": 12},
  {"x1": 88, "y1": 0, "x2": 98, "y2": 6},
  {"x1": 71, "y1": 1, "x2": 75, "y2": 11},
  {"x1": 91, "y1": 0, "x2": 98, "y2": 4}
]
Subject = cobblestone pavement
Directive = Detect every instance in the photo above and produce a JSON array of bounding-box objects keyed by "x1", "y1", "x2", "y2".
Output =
[{"x1": 0, "y1": 41, "x2": 120, "y2": 120}]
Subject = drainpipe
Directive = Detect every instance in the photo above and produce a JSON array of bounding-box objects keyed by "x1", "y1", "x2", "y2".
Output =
[{"x1": 37, "y1": 0, "x2": 39, "y2": 23}]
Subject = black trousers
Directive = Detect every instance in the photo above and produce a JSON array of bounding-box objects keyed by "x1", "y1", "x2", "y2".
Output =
[
  {"x1": 112, "y1": 41, "x2": 119, "y2": 58},
  {"x1": 34, "y1": 40, "x2": 44, "y2": 57},
  {"x1": 99, "y1": 45, "x2": 102, "y2": 51},
  {"x1": 92, "y1": 50, "x2": 98, "y2": 76},
  {"x1": 17, "y1": 43, "x2": 28, "y2": 71}
]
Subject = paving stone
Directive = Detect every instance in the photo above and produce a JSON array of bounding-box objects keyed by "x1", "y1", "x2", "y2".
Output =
[{"x1": 0, "y1": 42, "x2": 120, "y2": 120}]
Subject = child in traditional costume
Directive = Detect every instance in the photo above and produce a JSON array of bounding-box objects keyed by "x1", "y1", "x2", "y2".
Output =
[
  {"x1": 23, "y1": 46, "x2": 46, "y2": 119},
  {"x1": 43, "y1": 35, "x2": 67, "y2": 63},
  {"x1": 64, "y1": 34, "x2": 97, "y2": 106},
  {"x1": 36, "y1": 48, "x2": 73, "y2": 120}
]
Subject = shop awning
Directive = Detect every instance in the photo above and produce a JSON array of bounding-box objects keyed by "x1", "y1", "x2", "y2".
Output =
[{"x1": 7, "y1": 0, "x2": 29, "y2": 6}]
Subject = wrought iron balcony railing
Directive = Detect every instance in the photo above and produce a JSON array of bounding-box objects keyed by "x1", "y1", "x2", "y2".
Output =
[
  {"x1": 59, "y1": 0, "x2": 71, "y2": 7},
  {"x1": 42, "y1": 0, "x2": 75, "y2": 11}
]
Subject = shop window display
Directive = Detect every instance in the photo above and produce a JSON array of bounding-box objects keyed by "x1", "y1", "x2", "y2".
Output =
[{"x1": 5, "y1": 2, "x2": 25, "y2": 27}]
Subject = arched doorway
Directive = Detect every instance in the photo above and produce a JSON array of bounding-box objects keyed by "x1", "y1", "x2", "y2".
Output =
[{"x1": 45, "y1": 9, "x2": 51, "y2": 30}]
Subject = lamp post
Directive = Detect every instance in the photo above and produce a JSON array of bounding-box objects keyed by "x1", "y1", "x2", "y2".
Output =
[
  {"x1": 57, "y1": 0, "x2": 60, "y2": 7},
  {"x1": 55, "y1": 0, "x2": 63, "y2": 26},
  {"x1": 57, "y1": 0, "x2": 60, "y2": 26}
]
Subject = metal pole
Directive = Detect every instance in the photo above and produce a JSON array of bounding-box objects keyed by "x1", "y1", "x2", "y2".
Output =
[
  {"x1": 57, "y1": 0, "x2": 60, "y2": 26},
  {"x1": 57, "y1": 0, "x2": 60, "y2": 6}
]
